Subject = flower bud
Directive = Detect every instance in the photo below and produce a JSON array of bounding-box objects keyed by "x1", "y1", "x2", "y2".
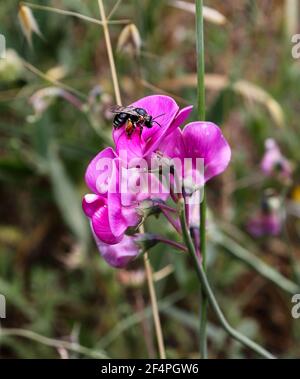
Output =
[
  {"x1": 117, "y1": 23, "x2": 142, "y2": 56},
  {"x1": 18, "y1": 5, "x2": 43, "y2": 47}
]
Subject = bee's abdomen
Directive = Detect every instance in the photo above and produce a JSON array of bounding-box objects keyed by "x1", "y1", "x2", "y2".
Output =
[{"x1": 113, "y1": 112, "x2": 128, "y2": 128}]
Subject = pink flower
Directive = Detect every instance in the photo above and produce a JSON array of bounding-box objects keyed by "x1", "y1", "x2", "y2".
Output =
[
  {"x1": 261, "y1": 139, "x2": 292, "y2": 182},
  {"x1": 82, "y1": 95, "x2": 231, "y2": 268}
]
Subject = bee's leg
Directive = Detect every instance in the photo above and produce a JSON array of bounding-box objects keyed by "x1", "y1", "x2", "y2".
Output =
[
  {"x1": 125, "y1": 118, "x2": 134, "y2": 137},
  {"x1": 139, "y1": 125, "x2": 143, "y2": 136}
]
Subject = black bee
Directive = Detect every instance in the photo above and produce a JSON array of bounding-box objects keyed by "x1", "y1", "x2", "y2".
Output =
[{"x1": 111, "y1": 105, "x2": 164, "y2": 137}]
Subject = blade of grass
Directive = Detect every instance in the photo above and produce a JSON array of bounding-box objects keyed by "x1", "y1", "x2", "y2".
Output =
[
  {"x1": 0, "y1": 328, "x2": 108, "y2": 359},
  {"x1": 22, "y1": 60, "x2": 86, "y2": 100},
  {"x1": 21, "y1": 2, "x2": 130, "y2": 26},
  {"x1": 107, "y1": 0, "x2": 123, "y2": 20}
]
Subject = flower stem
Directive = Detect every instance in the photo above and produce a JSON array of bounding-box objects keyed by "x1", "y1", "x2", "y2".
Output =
[
  {"x1": 97, "y1": 0, "x2": 165, "y2": 359},
  {"x1": 156, "y1": 236, "x2": 187, "y2": 253},
  {"x1": 143, "y1": 251, "x2": 166, "y2": 359},
  {"x1": 160, "y1": 207, "x2": 182, "y2": 234},
  {"x1": 178, "y1": 198, "x2": 276, "y2": 359},
  {"x1": 196, "y1": 0, "x2": 208, "y2": 359}
]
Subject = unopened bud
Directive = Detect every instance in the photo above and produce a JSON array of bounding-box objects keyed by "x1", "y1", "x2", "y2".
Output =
[
  {"x1": 18, "y1": 5, "x2": 43, "y2": 47},
  {"x1": 117, "y1": 23, "x2": 142, "y2": 56}
]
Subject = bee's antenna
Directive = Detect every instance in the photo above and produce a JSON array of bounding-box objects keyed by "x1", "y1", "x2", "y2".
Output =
[
  {"x1": 152, "y1": 113, "x2": 165, "y2": 127},
  {"x1": 153, "y1": 113, "x2": 165, "y2": 121}
]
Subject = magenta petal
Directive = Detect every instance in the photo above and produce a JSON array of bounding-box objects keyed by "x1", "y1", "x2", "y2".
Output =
[
  {"x1": 113, "y1": 127, "x2": 144, "y2": 162},
  {"x1": 143, "y1": 105, "x2": 192, "y2": 157},
  {"x1": 107, "y1": 161, "x2": 140, "y2": 237},
  {"x1": 182, "y1": 122, "x2": 231, "y2": 182},
  {"x1": 82, "y1": 194, "x2": 106, "y2": 218},
  {"x1": 157, "y1": 127, "x2": 185, "y2": 159},
  {"x1": 107, "y1": 161, "x2": 129, "y2": 237},
  {"x1": 166, "y1": 105, "x2": 193, "y2": 137},
  {"x1": 91, "y1": 204, "x2": 122, "y2": 245},
  {"x1": 85, "y1": 147, "x2": 116, "y2": 194},
  {"x1": 108, "y1": 191, "x2": 139, "y2": 237},
  {"x1": 94, "y1": 234, "x2": 140, "y2": 268}
]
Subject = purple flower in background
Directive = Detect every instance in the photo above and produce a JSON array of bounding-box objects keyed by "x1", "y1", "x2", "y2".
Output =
[
  {"x1": 261, "y1": 139, "x2": 292, "y2": 182},
  {"x1": 247, "y1": 190, "x2": 282, "y2": 237},
  {"x1": 247, "y1": 213, "x2": 282, "y2": 237}
]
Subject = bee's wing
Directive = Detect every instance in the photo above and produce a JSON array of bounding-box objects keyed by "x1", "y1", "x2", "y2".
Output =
[
  {"x1": 110, "y1": 105, "x2": 125, "y2": 113},
  {"x1": 110, "y1": 105, "x2": 139, "y2": 116}
]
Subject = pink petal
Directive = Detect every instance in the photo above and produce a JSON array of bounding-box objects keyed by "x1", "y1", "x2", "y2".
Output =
[
  {"x1": 107, "y1": 160, "x2": 140, "y2": 237},
  {"x1": 182, "y1": 122, "x2": 231, "y2": 182},
  {"x1": 93, "y1": 234, "x2": 140, "y2": 268},
  {"x1": 85, "y1": 147, "x2": 116, "y2": 194},
  {"x1": 114, "y1": 128, "x2": 144, "y2": 162},
  {"x1": 82, "y1": 194, "x2": 122, "y2": 245},
  {"x1": 143, "y1": 105, "x2": 192, "y2": 157},
  {"x1": 165, "y1": 105, "x2": 193, "y2": 138},
  {"x1": 91, "y1": 205, "x2": 122, "y2": 245},
  {"x1": 157, "y1": 127, "x2": 185, "y2": 159},
  {"x1": 82, "y1": 194, "x2": 106, "y2": 218}
]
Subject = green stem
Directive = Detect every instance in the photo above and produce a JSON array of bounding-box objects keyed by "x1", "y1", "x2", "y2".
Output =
[
  {"x1": 196, "y1": 0, "x2": 208, "y2": 359},
  {"x1": 178, "y1": 198, "x2": 276, "y2": 359},
  {"x1": 196, "y1": 0, "x2": 206, "y2": 120}
]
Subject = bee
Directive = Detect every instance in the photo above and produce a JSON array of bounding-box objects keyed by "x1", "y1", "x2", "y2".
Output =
[{"x1": 111, "y1": 105, "x2": 164, "y2": 137}]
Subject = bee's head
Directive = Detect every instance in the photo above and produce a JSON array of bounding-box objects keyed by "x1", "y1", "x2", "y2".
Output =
[{"x1": 144, "y1": 115, "x2": 153, "y2": 128}]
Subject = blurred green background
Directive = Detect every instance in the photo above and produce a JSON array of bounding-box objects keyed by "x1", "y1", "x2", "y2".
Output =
[{"x1": 0, "y1": 0, "x2": 300, "y2": 358}]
